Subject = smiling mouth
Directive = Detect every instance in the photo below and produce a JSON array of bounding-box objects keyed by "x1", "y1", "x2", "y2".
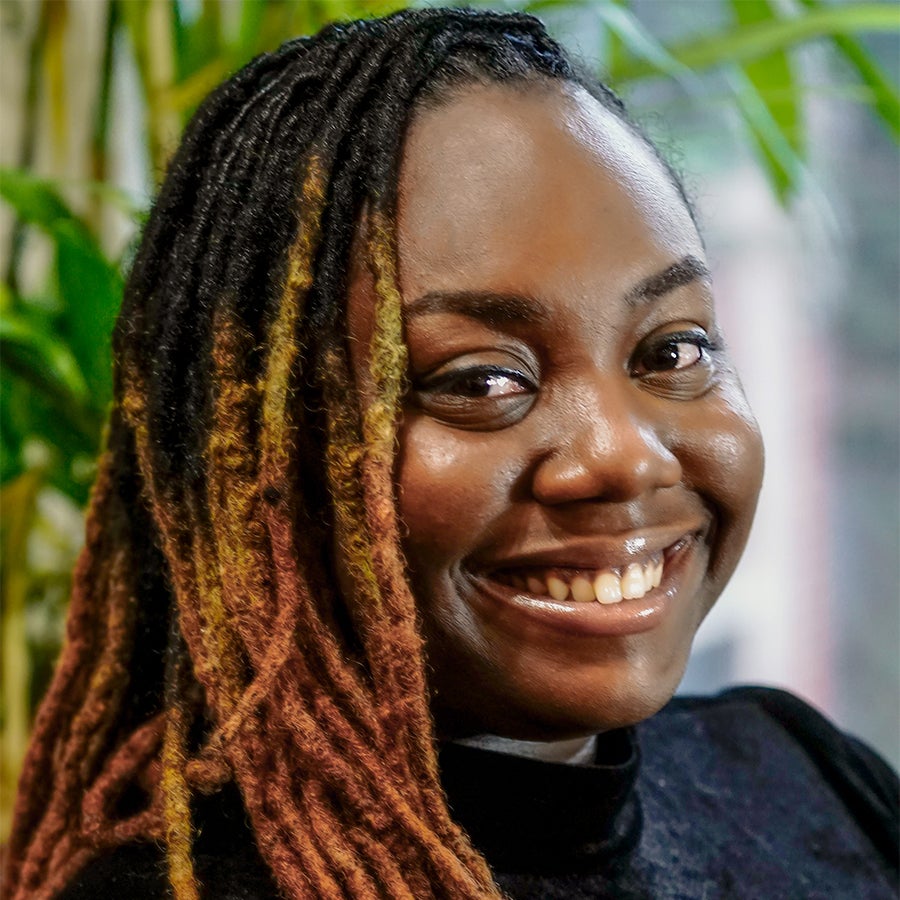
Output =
[
  {"x1": 485, "y1": 537, "x2": 692, "y2": 606},
  {"x1": 493, "y1": 556, "x2": 662, "y2": 604}
]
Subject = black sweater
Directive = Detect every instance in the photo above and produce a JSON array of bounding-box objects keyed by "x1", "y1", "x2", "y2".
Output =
[{"x1": 59, "y1": 687, "x2": 899, "y2": 899}]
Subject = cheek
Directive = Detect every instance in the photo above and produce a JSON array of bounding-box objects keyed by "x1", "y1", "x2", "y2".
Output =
[
  {"x1": 396, "y1": 420, "x2": 518, "y2": 567},
  {"x1": 671, "y1": 379, "x2": 765, "y2": 573}
]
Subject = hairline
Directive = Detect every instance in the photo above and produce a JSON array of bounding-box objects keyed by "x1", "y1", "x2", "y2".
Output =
[{"x1": 408, "y1": 63, "x2": 700, "y2": 236}]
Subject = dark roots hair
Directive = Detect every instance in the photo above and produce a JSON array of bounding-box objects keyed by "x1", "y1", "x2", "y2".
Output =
[{"x1": 5, "y1": 8, "x2": 645, "y2": 899}]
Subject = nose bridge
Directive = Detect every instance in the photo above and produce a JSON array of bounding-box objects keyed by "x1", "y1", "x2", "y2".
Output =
[{"x1": 532, "y1": 376, "x2": 682, "y2": 504}]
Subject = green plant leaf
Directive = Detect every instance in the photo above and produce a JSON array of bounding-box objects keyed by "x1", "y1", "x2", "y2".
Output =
[
  {"x1": 0, "y1": 309, "x2": 91, "y2": 408},
  {"x1": 799, "y1": 0, "x2": 899, "y2": 141},
  {"x1": 725, "y1": 64, "x2": 805, "y2": 202},
  {"x1": 728, "y1": 0, "x2": 802, "y2": 201},
  {"x1": 602, "y1": 0, "x2": 632, "y2": 76},
  {"x1": 0, "y1": 370, "x2": 99, "y2": 500},
  {"x1": 53, "y1": 223, "x2": 122, "y2": 406},
  {"x1": 0, "y1": 168, "x2": 123, "y2": 409},
  {"x1": 0, "y1": 168, "x2": 71, "y2": 229},
  {"x1": 174, "y1": 0, "x2": 223, "y2": 83},
  {"x1": 596, "y1": 2, "x2": 701, "y2": 93},
  {"x1": 1, "y1": 324, "x2": 110, "y2": 464},
  {"x1": 232, "y1": 0, "x2": 268, "y2": 61},
  {"x1": 833, "y1": 33, "x2": 900, "y2": 140},
  {"x1": 609, "y1": 4, "x2": 900, "y2": 82}
]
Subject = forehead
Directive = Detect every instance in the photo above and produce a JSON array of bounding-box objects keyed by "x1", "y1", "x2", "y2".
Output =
[{"x1": 396, "y1": 81, "x2": 702, "y2": 305}]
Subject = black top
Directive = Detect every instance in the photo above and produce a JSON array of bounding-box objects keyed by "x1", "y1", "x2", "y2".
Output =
[{"x1": 58, "y1": 687, "x2": 899, "y2": 899}]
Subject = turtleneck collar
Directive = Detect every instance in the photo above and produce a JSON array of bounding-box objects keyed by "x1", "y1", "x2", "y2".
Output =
[
  {"x1": 452, "y1": 733, "x2": 599, "y2": 765},
  {"x1": 438, "y1": 727, "x2": 642, "y2": 875}
]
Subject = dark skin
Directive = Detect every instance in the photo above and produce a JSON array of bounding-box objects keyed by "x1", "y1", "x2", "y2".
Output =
[{"x1": 346, "y1": 81, "x2": 764, "y2": 743}]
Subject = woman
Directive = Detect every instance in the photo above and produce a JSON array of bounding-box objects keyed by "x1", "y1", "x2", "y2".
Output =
[{"x1": 4, "y1": 8, "x2": 897, "y2": 899}]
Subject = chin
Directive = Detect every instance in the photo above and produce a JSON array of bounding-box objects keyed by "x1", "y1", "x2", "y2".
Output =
[
  {"x1": 433, "y1": 648, "x2": 691, "y2": 743},
  {"x1": 528, "y1": 672, "x2": 685, "y2": 740}
]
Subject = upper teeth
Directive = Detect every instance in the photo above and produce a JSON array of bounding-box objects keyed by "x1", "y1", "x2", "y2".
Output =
[{"x1": 503, "y1": 556, "x2": 663, "y2": 604}]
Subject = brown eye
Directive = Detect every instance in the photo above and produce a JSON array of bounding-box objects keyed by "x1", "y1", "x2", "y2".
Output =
[
  {"x1": 641, "y1": 340, "x2": 702, "y2": 372},
  {"x1": 633, "y1": 330, "x2": 714, "y2": 376},
  {"x1": 413, "y1": 365, "x2": 537, "y2": 429},
  {"x1": 423, "y1": 366, "x2": 535, "y2": 400},
  {"x1": 631, "y1": 328, "x2": 720, "y2": 401},
  {"x1": 437, "y1": 367, "x2": 532, "y2": 398}
]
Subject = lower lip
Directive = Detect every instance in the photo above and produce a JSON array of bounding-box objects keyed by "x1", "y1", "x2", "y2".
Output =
[{"x1": 465, "y1": 537, "x2": 700, "y2": 639}]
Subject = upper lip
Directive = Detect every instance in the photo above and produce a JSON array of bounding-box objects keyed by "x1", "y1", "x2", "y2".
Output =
[{"x1": 472, "y1": 523, "x2": 706, "y2": 575}]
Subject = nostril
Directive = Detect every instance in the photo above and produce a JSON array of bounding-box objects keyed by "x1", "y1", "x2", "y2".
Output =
[{"x1": 530, "y1": 425, "x2": 682, "y2": 505}]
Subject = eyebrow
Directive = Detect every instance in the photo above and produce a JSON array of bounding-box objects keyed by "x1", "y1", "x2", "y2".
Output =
[
  {"x1": 404, "y1": 255, "x2": 711, "y2": 325},
  {"x1": 624, "y1": 255, "x2": 711, "y2": 306},
  {"x1": 404, "y1": 289, "x2": 549, "y2": 327}
]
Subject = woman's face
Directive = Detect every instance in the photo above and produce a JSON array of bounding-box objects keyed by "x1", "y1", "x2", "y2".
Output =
[{"x1": 346, "y1": 81, "x2": 764, "y2": 741}]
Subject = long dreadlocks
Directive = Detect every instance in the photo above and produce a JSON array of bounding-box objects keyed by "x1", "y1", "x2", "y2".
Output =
[{"x1": 4, "y1": 9, "x2": 639, "y2": 899}]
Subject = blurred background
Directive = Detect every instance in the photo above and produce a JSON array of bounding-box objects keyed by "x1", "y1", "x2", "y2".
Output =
[{"x1": 1, "y1": 0, "x2": 897, "y2": 839}]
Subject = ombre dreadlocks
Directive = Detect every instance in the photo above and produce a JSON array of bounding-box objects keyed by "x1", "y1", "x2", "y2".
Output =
[{"x1": 4, "y1": 9, "x2": 651, "y2": 899}]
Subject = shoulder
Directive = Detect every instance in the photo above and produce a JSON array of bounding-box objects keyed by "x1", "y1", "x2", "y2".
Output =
[
  {"x1": 644, "y1": 685, "x2": 899, "y2": 871},
  {"x1": 663, "y1": 686, "x2": 898, "y2": 815},
  {"x1": 56, "y1": 840, "x2": 278, "y2": 900}
]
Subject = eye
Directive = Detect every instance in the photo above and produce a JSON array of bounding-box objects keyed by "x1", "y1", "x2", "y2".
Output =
[
  {"x1": 413, "y1": 364, "x2": 538, "y2": 429},
  {"x1": 631, "y1": 328, "x2": 720, "y2": 397},
  {"x1": 433, "y1": 366, "x2": 532, "y2": 398},
  {"x1": 637, "y1": 334, "x2": 708, "y2": 373}
]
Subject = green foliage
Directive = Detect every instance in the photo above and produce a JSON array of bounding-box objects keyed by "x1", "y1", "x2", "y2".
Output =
[
  {"x1": 729, "y1": 0, "x2": 802, "y2": 201},
  {"x1": 608, "y1": 2, "x2": 900, "y2": 78},
  {"x1": 799, "y1": 0, "x2": 900, "y2": 141},
  {"x1": 1, "y1": 170, "x2": 120, "y2": 498},
  {"x1": 600, "y1": 0, "x2": 899, "y2": 202}
]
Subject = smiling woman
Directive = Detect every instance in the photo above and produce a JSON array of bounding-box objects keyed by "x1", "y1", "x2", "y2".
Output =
[
  {"x1": 345, "y1": 82, "x2": 756, "y2": 747},
  {"x1": 376, "y1": 82, "x2": 763, "y2": 741},
  {"x1": 2, "y1": 7, "x2": 897, "y2": 900}
]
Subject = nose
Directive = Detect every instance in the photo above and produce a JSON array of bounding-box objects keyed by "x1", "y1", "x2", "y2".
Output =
[{"x1": 531, "y1": 382, "x2": 682, "y2": 505}]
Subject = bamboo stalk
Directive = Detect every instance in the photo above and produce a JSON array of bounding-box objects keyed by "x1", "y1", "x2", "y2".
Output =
[
  {"x1": 3, "y1": 0, "x2": 50, "y2": 294},
  {"x1": 0, "y1": 471, "x2": 42, "y2": 842}
]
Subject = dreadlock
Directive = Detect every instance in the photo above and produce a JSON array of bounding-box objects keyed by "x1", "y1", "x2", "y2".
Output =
[{"x1": 4, "y1": 8, "x2": 639, "y2": 898}]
